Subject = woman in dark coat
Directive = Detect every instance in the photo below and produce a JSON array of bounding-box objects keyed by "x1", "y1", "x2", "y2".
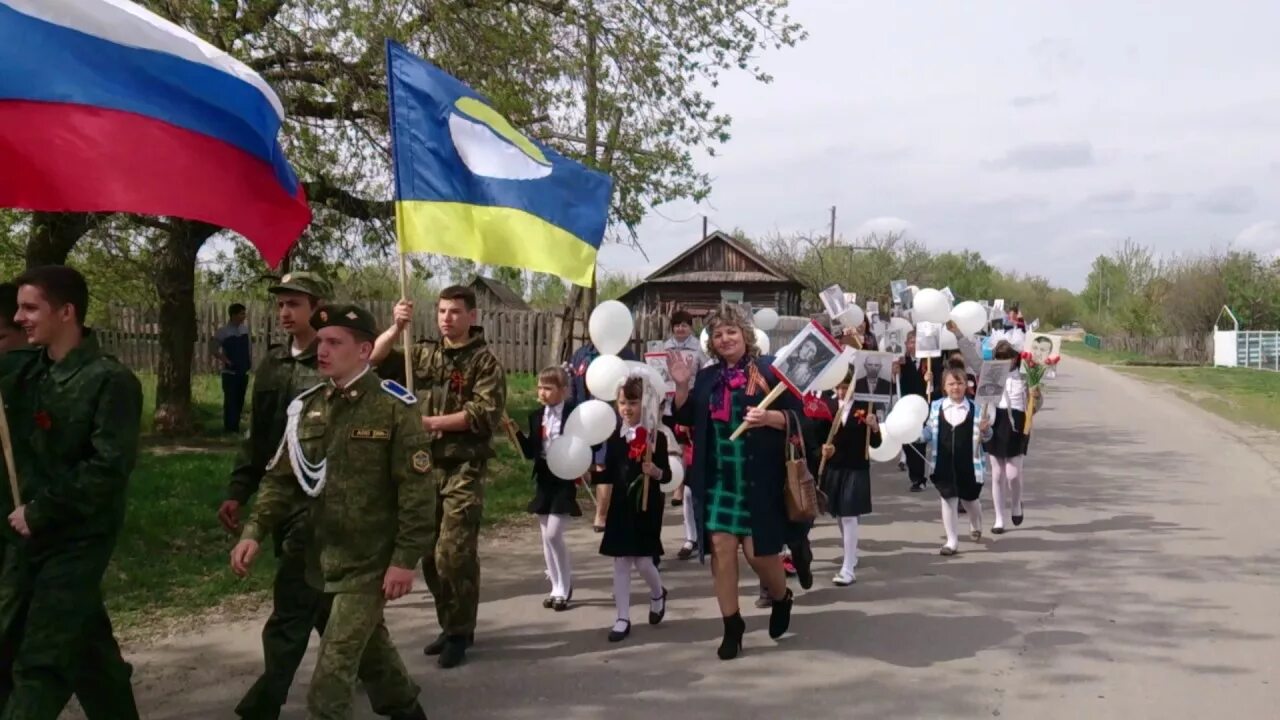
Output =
[{"x1": 669, "y1": 303, "x2": 802, "y2": 661}]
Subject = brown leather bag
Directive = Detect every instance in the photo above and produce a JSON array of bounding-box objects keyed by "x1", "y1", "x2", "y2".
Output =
[{"x1": 783, "y1": 411, "x2": 820, "y2": 523}]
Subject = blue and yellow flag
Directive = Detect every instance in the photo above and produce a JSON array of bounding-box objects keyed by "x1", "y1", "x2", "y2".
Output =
[{"x1": 386, "y1": 41, "x2": 613, "y2": 287}]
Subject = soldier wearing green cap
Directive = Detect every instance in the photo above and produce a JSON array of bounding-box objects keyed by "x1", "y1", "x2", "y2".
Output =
[
  {"x1": 371, "y1": 284, "x2": 507, "y2": 669},
  {"x1": 233, "y1": 303, "x2": 434, "y2": 720},
  {"x1": 220, "y1": 271, "x2": 336, "y2": 719}
]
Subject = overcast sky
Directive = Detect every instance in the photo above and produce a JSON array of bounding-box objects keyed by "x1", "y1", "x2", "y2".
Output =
[{"x1": 596, "y1": 0, "x2": 1280, "y2": 291}]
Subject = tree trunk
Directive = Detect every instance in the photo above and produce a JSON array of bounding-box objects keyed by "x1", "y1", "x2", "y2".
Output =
[
  {"x1": 152, "y1": 220, "x2": 217, "y2": 436},
  {"x1": 24, "y1": 212, "x2": 97, "y2": 268}
]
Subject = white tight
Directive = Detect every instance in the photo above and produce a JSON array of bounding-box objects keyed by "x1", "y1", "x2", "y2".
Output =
[
  {"x1": 538, "y1": 514, "x2": 572, "y2": 597},
  {"x1": 613, "y1": 557, "x2": 663, "y2": 627},
  {"x1": 682, "y1": 496, "x2": 697, "y2": 545},
  {"x1": 939, "y1": 497, "x2": 982, "y2": 549},
  {"x1": 838, "y1": 516, "x2": 859, "y2": 575},
  {"x1": 989, "y1": 456, "x2": 1025, "y2": 528}
]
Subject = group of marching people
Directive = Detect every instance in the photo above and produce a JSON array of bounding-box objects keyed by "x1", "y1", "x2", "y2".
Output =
[{"x1": 511, "y1": 301, "x2": 1040, "y2": 661}]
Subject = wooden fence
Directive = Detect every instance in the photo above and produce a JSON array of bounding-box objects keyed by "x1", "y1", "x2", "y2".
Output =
[
  {"x1": 95, "y1": 301, "x2": 810, "y2": 375},
  {"x1": 1098, "y1": 334, "x2": 1211, "y2": 364}
]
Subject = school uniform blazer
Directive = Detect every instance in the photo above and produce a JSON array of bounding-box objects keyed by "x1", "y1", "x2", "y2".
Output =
[
  {"x1": 516, "y1": 400, "x2": 580, "y2": 474},
  {"x1": 671, "y1": 356, "x2": 804, "y2": 561}
]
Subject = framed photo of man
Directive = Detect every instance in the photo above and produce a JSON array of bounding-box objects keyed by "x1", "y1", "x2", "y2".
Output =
[
  {"x1": 644, "y1": 352, "x2": 676, "y2": 396},
  {"x1": 915, "y1": 321, "x2": 943, "y2": 358},
  {"x1": 852, "y1": 351, "x2": 896, "y2": 405},
  {"x1": 1026, "y1": 333, "x2": 1061, "y2": 366},
  {"x1": 975, "y1": 359, "x2": 1013, "y2": 405},
  {"x1": 771, "y1": 321, "x2": 842, "y2": 396}
]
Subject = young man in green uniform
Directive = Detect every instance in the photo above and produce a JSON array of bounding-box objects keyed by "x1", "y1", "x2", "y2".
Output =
[
  {"x1": 231, "y1": 304, "x2": 434, "y2": 720},
  {"x1": 371, "y1": 285, "x2": 506, "y2": 668},
  {"x1": 218, "y1": 272, "x2": 334, "y2": 719},
  {"x1": 0, "y1": 266, "x2": 140, "y2": 719}
]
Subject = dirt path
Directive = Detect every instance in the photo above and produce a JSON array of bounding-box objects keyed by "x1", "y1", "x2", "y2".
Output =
[{"x1": 99, "y1": 358, "x2": 1280, "y2": 719}]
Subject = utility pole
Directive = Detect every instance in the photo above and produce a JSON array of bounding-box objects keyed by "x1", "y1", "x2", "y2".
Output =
[
  {"x1": 702, "y1": 215, "x2": 708, "y2": 240},
  {"x1": 829, "y1": 205, "x2": 837, "y2": 246}
]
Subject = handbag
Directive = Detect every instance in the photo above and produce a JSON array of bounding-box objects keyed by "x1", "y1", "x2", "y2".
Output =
[{"x1": 783, "y1": 411, "x2": 821, "y2": 523}]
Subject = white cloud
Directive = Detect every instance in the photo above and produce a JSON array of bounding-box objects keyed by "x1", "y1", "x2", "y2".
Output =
[
  {"x1": 1235, "y1": 221, "x2": 1280, "y2": 254},
  {"x1": 853, "y1": 216, "x2": 912, "y2": 240}
]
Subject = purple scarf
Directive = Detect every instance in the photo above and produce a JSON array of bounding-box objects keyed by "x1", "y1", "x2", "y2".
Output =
[{"x1": 709, "y1": 356, "x2": 751, "y2": 422}]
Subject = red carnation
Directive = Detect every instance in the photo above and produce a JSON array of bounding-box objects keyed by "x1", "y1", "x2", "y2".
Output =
[
  {"x1": 627, "y1": 427, "x2": 648, "y2": 461},
  {"x1": 33, "y1": 410, "x2": 51, "y2": 431}
]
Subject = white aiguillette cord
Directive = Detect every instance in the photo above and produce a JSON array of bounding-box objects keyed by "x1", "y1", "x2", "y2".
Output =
[{"x1": 286, "y1": 399, "x2": 327, "y2": 497}]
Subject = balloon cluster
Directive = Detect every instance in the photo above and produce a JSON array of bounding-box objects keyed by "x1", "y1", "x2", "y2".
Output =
[{"x1": 865, "y1": 394, "x2": 929, "y2": 463}]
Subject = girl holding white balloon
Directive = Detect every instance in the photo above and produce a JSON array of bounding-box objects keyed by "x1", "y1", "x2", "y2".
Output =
[
  {"x1": 599, "y1": 374, "x2": 670, "y2": 643},
  {"x1": 921, "y1": 368, "x2": 993, "y2": 555},
  {"x1": 511, "y1": 366, "x2": 583, "y2": 611}
]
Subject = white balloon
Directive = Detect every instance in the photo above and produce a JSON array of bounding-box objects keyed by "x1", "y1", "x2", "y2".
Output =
[
  {"x1": 564, "y1": 399, "x2": 617, "y2": 445},
  {"x1": 884, "y1": 394, "x2": 928, "y2": 443},
  {"x1": 812, "y1": 351, "x2": 852, "y2": 392},
  {"x1": 700, "y1": 327, "x2": 710, "y2": 354},
  {"x1": 941, "y1": 328, "x2": 959, "y2": 351},
  {"x1": 661, "y1": 456, "x2": 685, "y2": 493},
  {"x1": 546, "y1": 435, "x2": 592, "y2": 480},
  {"x1": 950, "y1": 301, "x2": 988, "y2": 337},
  {"x1": 588, "y1": 300, "x2": 635, "y2": 355},
  {"x1": 869, "y1": 427, "x2": 903, "y2": 463},
  {"x1": 836, "y1": 304, "x2": 865, "y2": 329},
  {"x1": 755, "y1": 327, "x2": 771, "y2": 355},
  {"x1": 585, "y1": 354, "x2": 629, "y2": 400},
  {"x1": 754, "y1": 308, "x2": 780, "y2": 332},
  {"x1": 913, "y1": 288, "x2": 951, "y2": 323},
  {"x1": 887, "y1": 316, "x2": 913, "y2": 336}
]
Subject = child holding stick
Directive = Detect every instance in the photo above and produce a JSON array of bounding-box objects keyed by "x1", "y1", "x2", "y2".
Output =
[
  {"x1": 599, "y1": 375, "x2": 670, "y2": 642},
  {"x1": 984, "y1": 341, "x2": 1030, "y2": 533},
  {"x1": 817, "y1": 371, "x2": 881, "y2": 586},
  {"x1": 922, "y1": 368, "x2": 993, "y2": 556}
]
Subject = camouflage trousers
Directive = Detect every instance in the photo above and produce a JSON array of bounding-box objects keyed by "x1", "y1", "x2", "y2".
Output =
[
  {"x1": 421, "y1": 459, "x2": 485, "y2": 635},
  {"x1": 307, "y1": 593, "x2": 420, "y2": 720},
  {"x1": 0, "y1": 543, "x2": 138, "y2": 720}
]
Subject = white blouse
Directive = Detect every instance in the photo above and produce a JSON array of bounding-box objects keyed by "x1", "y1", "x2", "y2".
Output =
[
  {"x1": 999, "y1": 374, "x2": 1027, "y2": 411},
  {"x1": 542, "y1": 402, "x2": 565, "y2": 453}
]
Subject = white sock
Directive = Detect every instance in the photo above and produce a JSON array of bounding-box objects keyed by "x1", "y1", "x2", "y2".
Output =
[
  {"x1": 990, "y1": 460, "x2": 1007, "y2": 529},
  {"x1": 633, "y1": 557, "x2": 665, "y2": 613},
  {"x1": 940, "y1": 497, "x2": 959, "y2": 549},
  {"x1": 612, "y1": 557, "x2": 631, "y2": 626},
  {"x1": 962, "y1": 499, "x2": 982, "y2": 534},
  {"x1": 682, "y1": 496, "x2": 698, "y2": 545},
  {"x1": 537, "y1": 516, "x2": 559, "y2": 595},
  {"x1": 839, "y1": 516, "x2": 859, "y2": 575},
  {"x1": 1009, "y1": 456, "x2": 1024, "y2": 516},
  {"x1": 545, "y1": 514, "x2": 571, "y2": 596}
]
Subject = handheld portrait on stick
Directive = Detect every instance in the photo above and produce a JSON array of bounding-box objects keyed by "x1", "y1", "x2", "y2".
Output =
[
  {"x1": 643, "y1": 352, "x2": 676, "y2": 396},
  {"x1": 1026, "y1": 333, "x2": 1061, "y2": 366},
  {"x1": 915, "y1": 321, "x2": 943, "y2": 358},
  {"x1": 975, "y1": 359, "x2": 1012, "y2": 405},
  {"x1": 890, "y1": 279, "x2": 911, "y2": 308},
  {"x1": 729, "y1": 321, "x2": 842, "y2": 440},
  {"x1": 852, "y1": 351, "x2": 896, "y2": 406}
]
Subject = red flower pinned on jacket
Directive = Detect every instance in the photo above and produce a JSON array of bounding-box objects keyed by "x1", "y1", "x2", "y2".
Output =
[
  {"x1": 33, "y1": 410, "x2": 51, "y2": 431},
  {"x1": 449, "y1": 370, "x2": 465, "y2": 393},
  {"x1": 853, "y1": 408, "x2": 868, "y2": 425},
  {"x1": 803, "y1": 392, "x2": 833, "y2": 421},
  {"x1": 627, "y1": 426, "x2": 649, "y2": 461}
]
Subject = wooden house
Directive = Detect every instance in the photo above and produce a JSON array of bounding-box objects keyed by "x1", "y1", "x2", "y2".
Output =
[
  {"x1": 617, "y1": 231, "x2": 803, "y2": 316},
  {"x1": 468, "y1": 275, "x2": 531, "y2": 311}
]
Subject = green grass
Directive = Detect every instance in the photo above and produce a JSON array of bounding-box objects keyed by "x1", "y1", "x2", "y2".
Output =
[
  {"x1": 1060, "y1": 340, "x2": 1151, "y2": 366},
  {"x1": 137, "y1": 372, "x2": 231, "y2": 440},
  {"x1": 107, "y1": 372, "x2": 541, "y2": 631},
  {"x1": 1113, "y1": 366, "x2": 1280, "y2": 433}
]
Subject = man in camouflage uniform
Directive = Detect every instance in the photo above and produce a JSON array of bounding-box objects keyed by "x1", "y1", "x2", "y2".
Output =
[
  {"x1": 231, "y1": 304, "x2": 434, "y2": 720},
  {"x1": 372, "y1": 285, "x2": 506, "y2": 668},
  {"x1": 218, "y1": 272, "x2": 333, "y2": 719},
  {"x1": 0, "y1": 266, "x2": 140, "y2": 718}
]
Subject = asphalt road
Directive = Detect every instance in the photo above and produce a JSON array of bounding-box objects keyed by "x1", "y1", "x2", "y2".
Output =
[{"x1": 114, "y1": 357, "x2": 1280, "y2": 719}]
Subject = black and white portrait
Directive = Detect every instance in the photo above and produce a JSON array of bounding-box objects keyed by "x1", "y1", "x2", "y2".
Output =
[
  {"x1": 915, "y1": 321, "x2": 942, "y2": 358},
  {"x1": 644, "y1": 352, "x2": 676, "y2": 396},
  {"x1": 975, "y1": 359, "x2": 1012, "y2": 404},
  {"x1": 771, "y1": 322, "x2": 841, "y2": 395},
  {"x1": 890, "y1": 280, "x2": 909, "y2": 308},
  {"x1": 1027, "y1": 333, "x2": 1061, "y2": 366},
  {"x1": 820, "y1": 284, "x2": 849, "y2": 321},
  {"x1": 852, "y1": 351, "x2": 896, "y2": 405}
]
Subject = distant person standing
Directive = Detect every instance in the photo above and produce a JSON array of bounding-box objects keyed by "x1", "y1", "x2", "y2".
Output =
[
  {"x1": 213, "y1": 302, "x2": 252, "y2": 433},
  {"x1": 661, "y1": 309, "x2": 704, "y2": 542},
  {"x1": 0, "y1": 283, "x2": 30, "y2": 355}
]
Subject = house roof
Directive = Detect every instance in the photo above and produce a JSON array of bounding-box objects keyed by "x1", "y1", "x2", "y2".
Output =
[
  {"x1": 644, "y1": 230, "x2": 797, "y2": 283},
  {"x1": 642, "y1": 271, "x2": 794, "y2": 283},
  {"x1": 469, "y1": 275, "x2": 531, "y2": 310}
]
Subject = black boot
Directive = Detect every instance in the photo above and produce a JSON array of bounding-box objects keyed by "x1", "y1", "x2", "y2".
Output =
[
  {"x1": 717, "y1": 612, "x2": 745, "y2": 660},
  {"x1": 423, "y1": 633, "x2": 447, "y2": 656},
  {"x1": 437, "y1": 634, "x2": 470, "y2": 669},
  {"x1": 793, "y1": 540, "x2": 814, "y2": 591},
  {"x1": 768, "y1": 588, "x2": 794, "y2": 639},
  {"x1": 390, "y1": 702, "x2": 429, "y2": 720}
]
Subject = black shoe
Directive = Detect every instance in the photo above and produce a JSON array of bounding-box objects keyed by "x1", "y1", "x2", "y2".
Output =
[
  {"x1": 552, "y1": 596, "x2": 569, "y2": 612},
  {"x1": 1013, "y1": 510, "x2": 1024, "y2": 527},
  {"x1": 437, "y1": 635, "x2": 469, "y2": 668},
  {"x1": 542, "y1": 596, "x2": 554, "y2": 609},
  {"x1": 898, "y1": 461, "x2": 907, "y2": 472},
  {"x1": 648, "y1": 587, "x2": 668, "y2": 625},
  {"x1": 717, "y1": 613, "x2": 745, "y2": 660},
  {"x1": 992, "y1": 527, "x2": 1006, "y2": 535},
  {"x1": 793, "y1": 543, "x2": 814, "y2": 591},
  {"x1": 910, "y1": 482, "x2": 924, "y2": 493},
  {"x1": 768, "y1": 589, "x2": 794, "y2": 640},
  {"x1": 423, "y1": 633, "x2": 447, "y2": 656},
  {"x1": 677, "y1": 542, "x2": 697, "y2": 560},
  {"x1": 608, "y1": 619, "x2": 632, "y2": 642},
  {"x1": 390, "y1": 703, "x2": 429, "y2": 720},
  {"x1": 671, "y1": 498, "x2": 683, "y2": 507}
]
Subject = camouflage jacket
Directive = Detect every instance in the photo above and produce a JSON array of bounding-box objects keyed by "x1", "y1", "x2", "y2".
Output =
[
  {"x1": 242, "y1": 369, "x2": 437, "y2": 593},
  {"x1": 226, "y1": 340, "x2": 323, "y2": 505},
  {"x1": 0, "y1": 331, "x2": 141, "y2": 556},
  {"x1": 410, "y1": 328, "x2": 506, "y2": 462}
]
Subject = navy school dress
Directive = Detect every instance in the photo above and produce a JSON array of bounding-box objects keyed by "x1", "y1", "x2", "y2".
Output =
[
  {"x1": 670, "y1": 355, "x2": 805, "y2": 560},
  {"x1": 515, "y1": 402, "x2": 583, "y2": 517},
  {"x1": 811, "y1": 395, "x2": 879, "y2": 518},
  {"x1": 599, "y1": 424, "x2": 670, "y2": 558}
]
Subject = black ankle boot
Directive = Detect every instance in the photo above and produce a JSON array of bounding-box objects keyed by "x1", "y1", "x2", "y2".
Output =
[
  {"x1": 768, "y1": 588, "x2": 794, "y2": 639},
  {"x1": 390, "y1": 702, "x2": 429, "y2": 720},
  {"x1": 717, "y1": 612, "x2": 745, "y2": 660}
]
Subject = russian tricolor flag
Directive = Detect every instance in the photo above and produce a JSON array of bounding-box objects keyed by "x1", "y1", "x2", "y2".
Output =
[{"x1": 0, "y1": 0, "x2": 310, "y2": 267}]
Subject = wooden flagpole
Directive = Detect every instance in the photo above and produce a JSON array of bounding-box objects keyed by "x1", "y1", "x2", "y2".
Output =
[
  {"x1": 818, "y1": 379, "x2": 859, "y2": 477},
  {"x1": 0, "y1": 388, "x2": 21, "y2": 508},
  {"x1": 398, "y1": 254, "x2": 415, "y2": 395}
]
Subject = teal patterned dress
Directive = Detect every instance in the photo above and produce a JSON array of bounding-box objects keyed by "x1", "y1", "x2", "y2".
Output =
[{"x1": 705, "y1": 386, "x2": 752, "y2": 536}]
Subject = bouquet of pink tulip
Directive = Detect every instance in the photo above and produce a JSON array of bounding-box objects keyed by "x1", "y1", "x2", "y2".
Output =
[{"x1": 1018, "y1": 352, "x2": 1060, "y2": 433}]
